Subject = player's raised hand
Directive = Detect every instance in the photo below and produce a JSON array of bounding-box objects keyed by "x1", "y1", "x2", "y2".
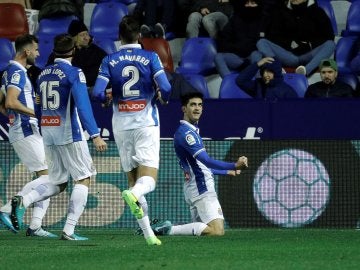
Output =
[
  {"x1": 93, "y1": 136, "x2": 107, "y2": 152},
  {"x1": 235, "y1": 156, "x2": 248, "y2": 170}
]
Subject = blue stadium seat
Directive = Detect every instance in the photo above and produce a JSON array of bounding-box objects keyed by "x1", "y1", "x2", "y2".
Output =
[
  {"x1": 317, "y1": 0, "x2": 338, "y2": 36},
  {"x1": 182, "y1": 74, "x2": 210, "y2": 98},
  {"x1": 342, "y1": 0, "x2": 360, "y2": 36},
  {"x1": 90, "y1": 2, "x2": 128, "y2": 41},
  {"x1": 283, "y1": 73, "x2": 308, "y2": 98},
  {"x1": 93, "y1": 38, "x2": 116, "y2": 54},
  {"x1": 335, "y1": 36, "x2": 358, "y2": 74},
  {"x1": 37, "y1": 16, "x2": 78, "y2": 37},
  {"x1": 176, "y1": 37, "x2": 217, "y2": 76},
  {"x1": 337, "y1": 72, "x2": 359, "y2": 91},
  {"x1": 219, "y1": 74, "x2": 252, "y2": 99},
  {"x1": 0, "y1": 38, "x2": 15, "y2": 71},
  {"x1": 36, "y1": 35, "x2": 54, "y2": 69}
]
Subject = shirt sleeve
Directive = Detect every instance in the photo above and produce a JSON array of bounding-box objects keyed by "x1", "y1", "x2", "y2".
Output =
[
  {"x1": 92, "y1": 56, "x2": 110, "y2": 102},
  {"x1": 71, "y1": 69, "x2": 100, "y2": 138}
]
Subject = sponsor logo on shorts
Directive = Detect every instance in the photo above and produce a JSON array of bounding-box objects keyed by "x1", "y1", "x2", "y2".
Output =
[
  {"x1": 118, "y1": 100, "x2": 146, "y2": 112},
  {"x1": 41, "y1": 116, "x2": 61, "y2": 126}
]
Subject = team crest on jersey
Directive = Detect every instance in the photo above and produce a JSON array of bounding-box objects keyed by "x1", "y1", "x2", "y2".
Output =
[
  {"x1": 11, "y1": 73, "x2": 20, "y2": 84},
  {"x1": 185, "y1": 134, "x2": 196, "y2": 145},
  {"x1": 79, "y1": 71, "x2": 86, "y2": 83}
]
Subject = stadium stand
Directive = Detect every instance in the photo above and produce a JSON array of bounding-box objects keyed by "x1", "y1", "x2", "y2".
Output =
[
  {"x1": 176, "y1": 37, "x2": 217, "y2": 76},
  {"x1": 334, "y1": 36, "x2": 358, "y2": 74},
  {"x1": 0, "y1": 3, "x2": 29, "y2": 41},
  {"x1": 283, "y1": 73, "x2": 309, "y2": 98},
  {"x1": 0, "y1": 38, "x2": 15, "y2": 71},
  {"x1": 89, "y1": 1, "x2": 128, "y2": 41},
  {"x1": 182, "y1": 73, "x2": 211, "y2": 98},
  {"x1": 218, "y1": 74, "x2": 252, "y2": 99},
  {"x1": 140, "y1": 37, "x2": 174, "y2": 72}
]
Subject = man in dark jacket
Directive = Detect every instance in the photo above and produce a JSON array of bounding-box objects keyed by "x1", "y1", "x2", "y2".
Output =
[
  {"x1": 48, "y1": 20, "x2": 107, "y2": 89},
  {"x1": 215, "y1": 0, "x2": 264, "y2": 77},
  {"x1": 256, "y1": 0, "x2": 335, "y2": 76},
  {"x1": 236, "y1": 57, "x2": 298, "y2": 98},
  {"x1": 305, "y1": 59, "x2": 353, "y2": 98}
]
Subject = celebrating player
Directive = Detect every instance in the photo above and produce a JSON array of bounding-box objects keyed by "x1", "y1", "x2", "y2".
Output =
[
  {"x1": 151, "y1": 92, "x2": 248, "y2": 236},
  {"x1": 10, "y1": 34, "x2": 107, "y2": 240},
  {"x1": 0, "y1": 34, "x2": 56, "y2": 237},
  {"x1": 92, "y1": 15, "x2": 171, "y2": 245}
]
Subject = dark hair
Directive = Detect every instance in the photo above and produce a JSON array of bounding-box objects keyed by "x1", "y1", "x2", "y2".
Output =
[
  {"x1": 180, "y1": 92, "x2": 204, "y2": 106},
  {"x1": 15, "y1": 34, "x2": 38, "y2": 53},
  {"x1": 119, "y1": 15, "x2": 140, "y2": 43},
  {"x1": 53, "y1": 33, "x2": 75, "y2": 57}
]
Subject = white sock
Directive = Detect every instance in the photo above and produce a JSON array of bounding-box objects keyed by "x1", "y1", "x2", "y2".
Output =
[
  {"x1": 63, "y1": 184, "x2": 88, "y2": 236},
  {"x1": 136, "y1": 196, "x2": 154, "y2": 238},
  {"x1": 29, "y1": 198, "x2": 50, "y2": 230},
  {"x1": 22, "y1": 182, "x2": 60, "y2": 208},
  {"x1": 137, "y1": 215, "x2": 155, "y2": 239},
  {"x1": 0, "y1": 201, "x2": 11, "y2": 213},
  {"x1": 137, "y1": 196, "x2": 148, "y2": 216},
  {"x1": 131, "y1": 176, "x2": 155, "y2": 199},
  {"x1": 169, "y1": 222, "x2": 207, "y2": 236},
  {"x1": 0, "y1": 175, "x2": 50, "y2": 213}
]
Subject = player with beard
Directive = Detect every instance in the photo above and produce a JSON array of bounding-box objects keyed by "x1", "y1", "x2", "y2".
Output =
[{"x1": 0, "y1": 34, "x2": 56, "y2": 237}]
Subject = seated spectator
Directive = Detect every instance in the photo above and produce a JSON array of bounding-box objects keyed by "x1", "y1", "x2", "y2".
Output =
[
  {"x1": 236, "y1": 57, "x2": 298, "y2": 98},
  {"x1": 305, "y1": 59, "x2": 353, "y2": 98},
  {"x1": 215, "y1": 0, "x2": 264, "y2": 78},
  {"x1": 256, "y1": 0, "x2": 335, "y2": 76},
  {"x1": 34, "y1": 0, "x2": 84, "y2": 21},
  {"x1": 48, "y1": 20, "x2": 107, "y2": 89},
  {"x1": 186, "y1": 0, "x2": 233, "y2": 39},
  {"x1": 133, "y1": 0, "x2": 176, "y2": 39}
]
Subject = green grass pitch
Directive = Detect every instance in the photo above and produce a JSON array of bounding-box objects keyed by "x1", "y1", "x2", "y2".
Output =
[{"x1": 1, "y1": 229, "x2": 359, "y2": 270}]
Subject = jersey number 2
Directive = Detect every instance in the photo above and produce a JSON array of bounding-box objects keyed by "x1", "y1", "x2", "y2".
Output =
[{"x1": 122, "y1": 66, "x2": 140, "y2": 97}]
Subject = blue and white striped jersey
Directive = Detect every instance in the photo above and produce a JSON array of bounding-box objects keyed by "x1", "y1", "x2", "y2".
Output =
[
  {"x1": 1, "y1": 60, "x2": 38, "y2": 143},
  {"x1": 174, "y1": 120, "x2": 216, "y2": 202},
  {"x1": 37, "y1": 58, "x2": 100, "y2": 146},
  {"x1": 96, "y1": 44, "x2": 166, "y2": 131}
]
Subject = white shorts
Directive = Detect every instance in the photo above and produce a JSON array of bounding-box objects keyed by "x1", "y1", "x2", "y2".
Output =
[
  {"x1": 11, "y1": 133, "x2": 48, "y2": 173},
  {"x1": 113, "y1": 126, "x2": 160, "y2": 172},
  {"x1": 189, "y1": 194, "x2": 224, "y2": 225},
  {"x1": 45, "y1": 141, "x2": 96, "y2": 185}
]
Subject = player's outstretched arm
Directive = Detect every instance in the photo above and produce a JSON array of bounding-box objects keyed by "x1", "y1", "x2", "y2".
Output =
[{"x1": 212, "y1": 169, "x2": 241, "y2": 176}]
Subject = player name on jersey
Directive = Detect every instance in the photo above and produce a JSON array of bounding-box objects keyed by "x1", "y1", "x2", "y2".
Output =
[{"x1": 109, "y1": 54, "x2": 150, "y2": 67}]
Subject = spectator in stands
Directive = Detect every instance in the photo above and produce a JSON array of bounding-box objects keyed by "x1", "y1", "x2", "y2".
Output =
[
  {"x1": 305, "y1": 59, "x2": 353, "y2": 98},
  {"x1": 236, "y1": 57, "x2": 298, "y2": 98},
  {"x1": 48, "y1": 20, "x2": 107, "y2": 89},
  {"x1": 256, "y1": 0, "x2": 335, "y2": 76},
  {"x1": 215, "y1": 0, "x2": 264, "y2": 78},
  {"x1": 33, "y1": 0, "x2": 84, "y2": 21},
  {"x1": 186, "y1": 0, "x2": 233, "y2": 39},
  {"x1": 133, "y1": 0, "x2": 176, "y2": 39}
]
